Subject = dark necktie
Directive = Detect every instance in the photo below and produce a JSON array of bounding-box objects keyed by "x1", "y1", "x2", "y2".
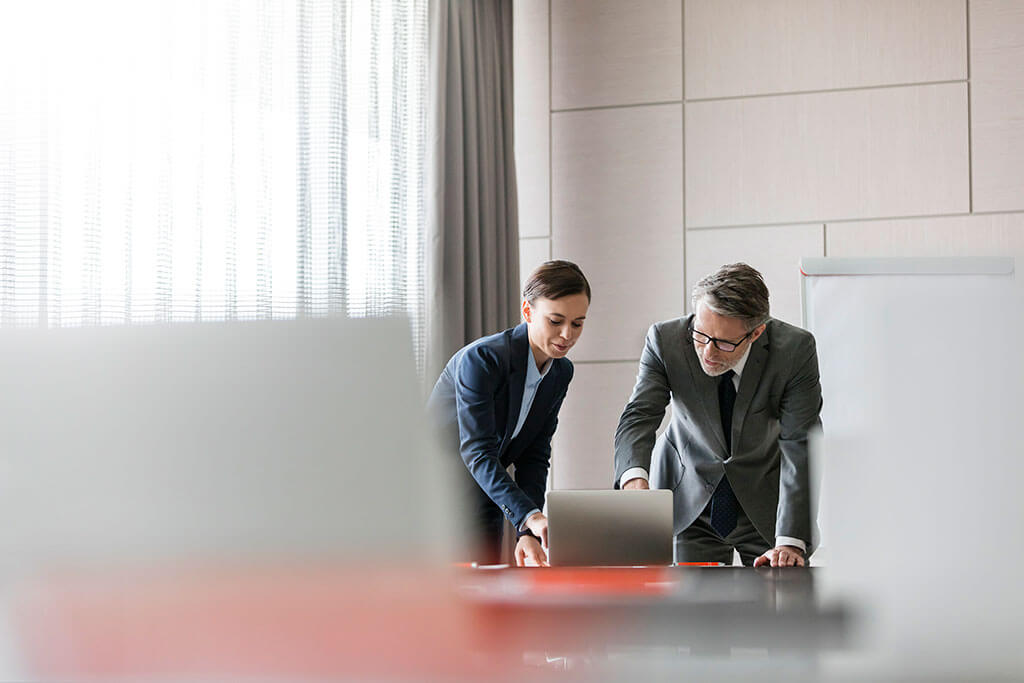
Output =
[{"x1": 710, "y1": 370, "x2": 739, "y2": 538}]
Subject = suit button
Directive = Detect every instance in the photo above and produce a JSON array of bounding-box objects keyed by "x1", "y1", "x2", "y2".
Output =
[{"x1": 705, "y1": 483, "x2": 714, "y2": 492}]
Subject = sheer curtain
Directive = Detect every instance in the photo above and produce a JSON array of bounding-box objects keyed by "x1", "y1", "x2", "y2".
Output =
[{"x1": 0, "y1": 0, "x2": 426, "y2": 366}]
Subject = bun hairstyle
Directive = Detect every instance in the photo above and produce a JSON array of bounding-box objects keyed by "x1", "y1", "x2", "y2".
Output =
[{"x1": 522, "y1": 260, "x2": 591, "y2": 304}]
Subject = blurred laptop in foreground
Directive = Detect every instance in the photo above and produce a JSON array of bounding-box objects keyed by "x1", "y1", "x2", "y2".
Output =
[{"x1": 0, "y1": 316, "x2": 472, "y2": 680}]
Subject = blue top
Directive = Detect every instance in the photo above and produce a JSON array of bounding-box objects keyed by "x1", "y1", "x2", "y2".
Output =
[{"x1": 511, "y1": 348, "x2": 552, "y2": 440}]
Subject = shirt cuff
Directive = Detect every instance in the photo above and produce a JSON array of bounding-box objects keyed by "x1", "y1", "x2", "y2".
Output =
[
  {"x1": 776, "y1": 536, "x2": 807, "y2": 553},
  {"x1": 518, "y1": 508, "x2": 541, "y2": 532},
  {"x1": 619, "y1": 467, "x2": 649, "y2": 489}
]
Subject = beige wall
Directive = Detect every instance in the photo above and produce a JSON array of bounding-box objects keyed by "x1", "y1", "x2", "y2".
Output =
[{"x1": 514, "y1": 0, "x2": 1024, "y2": 490}]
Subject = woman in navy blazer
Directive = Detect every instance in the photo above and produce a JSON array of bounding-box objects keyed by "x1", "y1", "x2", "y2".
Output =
[{"x1": 428, "y1": 261, "x2": 590, "y2": 566}]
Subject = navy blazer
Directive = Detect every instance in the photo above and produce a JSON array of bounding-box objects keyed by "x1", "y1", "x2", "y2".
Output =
[{"x1": 427, "y1": 323, "x2": 573, "y2": 529}]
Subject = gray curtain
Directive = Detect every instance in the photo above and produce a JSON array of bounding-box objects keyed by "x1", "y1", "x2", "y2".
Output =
[{"x1": 425, "y1": 0, "x2": 520, "y2": 383}]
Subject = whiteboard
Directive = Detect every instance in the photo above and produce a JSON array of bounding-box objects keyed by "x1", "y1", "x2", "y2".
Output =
[
  {"x1": 800, "y1": 257, "x2": 1014, "y2": 440},
  {"x1": 798, "y1": 259, "x2": 1024, "y2": 676},
  {"x1": 798, "y1": 256, "x2": 1016, "y2": 567},
  {"x1": 801, "y1": 256, "x2": 1014, "y2": 438},
  {"x1": 801, "y1": 256, "x2": 1014, "y2": 331}
]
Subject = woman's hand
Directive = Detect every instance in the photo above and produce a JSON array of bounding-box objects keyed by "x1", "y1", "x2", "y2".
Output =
[
  {"x1": 515, "y1": 535, "x2": 549, "y2": 567},
  {"x1": 523, "y1": 511, "x2": 549, "y2": 548}
]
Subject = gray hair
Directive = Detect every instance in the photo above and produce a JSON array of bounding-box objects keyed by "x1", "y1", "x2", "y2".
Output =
[{"x1": 691, "y1": 263, "x2": 770, "y2": 331}]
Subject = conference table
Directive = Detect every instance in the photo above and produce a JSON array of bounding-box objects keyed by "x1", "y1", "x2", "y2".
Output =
[
  {"x1": 458, "y1": 565, "x2": 849, "y2": 668},
  {"x1": 4, "y1": 563, "x2": 851, "y2": 680}
]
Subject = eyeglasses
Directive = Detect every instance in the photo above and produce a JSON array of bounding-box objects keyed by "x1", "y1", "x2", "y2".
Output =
[{"x1": 689, "y1": 322, "x2": 753, "y2": 353}]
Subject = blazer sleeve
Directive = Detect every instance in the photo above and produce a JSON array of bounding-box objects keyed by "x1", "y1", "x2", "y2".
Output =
[
  {"x1": 774, "y1": 335, "x2": 823, "y2": 547},
  {"x1": 613, "y1": 323, "x2": 672, "y2": 488},
  {"x1": 513, "y1": 365, "x2": 573, "y2": 529},
  {"x1": 454, "y1": 344, "x2": 541, "y2": 530}
]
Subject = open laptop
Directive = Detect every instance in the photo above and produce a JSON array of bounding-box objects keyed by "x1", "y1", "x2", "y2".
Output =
[{"x1": 546, "y1": 490, "x2": 674, "y2": 567}]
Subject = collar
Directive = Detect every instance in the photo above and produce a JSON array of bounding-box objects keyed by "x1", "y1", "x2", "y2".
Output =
[
  {"x1": 526, "y1": 347, "x2": 552, "y2": 383},
  {"x1": 730, "y1": 344, "x2": 752, "y2": 380}
]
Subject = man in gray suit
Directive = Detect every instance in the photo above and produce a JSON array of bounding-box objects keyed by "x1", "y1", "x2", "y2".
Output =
[{"x1": 614, "y1": 263, "x2": 821, "y2": 567}]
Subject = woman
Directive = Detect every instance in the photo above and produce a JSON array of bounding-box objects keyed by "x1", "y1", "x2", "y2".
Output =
[{"x1": 428, "y1": 260, "x2": 590, "y2": 566}]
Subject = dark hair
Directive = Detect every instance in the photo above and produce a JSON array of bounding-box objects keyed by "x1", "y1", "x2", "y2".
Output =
[
  {"x1": 691, "y1": 263, "x2": 770, "y2": 330},
  {"x1": 522, "y1": 260, "x2": 591, "y2": 304}
]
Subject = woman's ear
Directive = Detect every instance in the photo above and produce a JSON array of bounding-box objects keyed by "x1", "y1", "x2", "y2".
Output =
[{"x1": 521, "y1": 299, "x2": 532, "y2": 323}]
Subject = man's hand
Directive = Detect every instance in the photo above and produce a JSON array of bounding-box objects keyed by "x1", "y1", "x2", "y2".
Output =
[
  {"x1": 524, "y1": 512, "x2": 549, "y2": 549},
  {"x1": 623, "y1": 478, "x2": 650, "y2": 490},
  {"x1": 515, "y1": 535, "x2": 549, "y2": 567},
  {"x1": 753, "y1": 545, "x2": 806, "y2": 567}
]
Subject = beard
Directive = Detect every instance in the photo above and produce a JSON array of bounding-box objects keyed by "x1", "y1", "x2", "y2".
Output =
[{"x1": 695, "y1": 345, "x2": 736, "y2": 377}]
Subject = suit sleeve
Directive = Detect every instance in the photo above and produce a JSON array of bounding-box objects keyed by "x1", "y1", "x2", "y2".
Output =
[
  {"x1": 774, "y1": 335, "x2": 823, "y2": 547},
  {"x1": 613, "y1": 324, "x2": 672, "y2": 488},
  {"x1": 514, "y1": 366, "x2": 573, "y2": 533},
  {"x1": 454, "y1": 345, "x2": 540, "y2": 530}
]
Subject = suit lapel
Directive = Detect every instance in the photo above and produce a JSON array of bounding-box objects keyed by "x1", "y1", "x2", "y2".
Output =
[
  {"x1": 732, "y1": 323, "x2": 769, "y2": 451},
  {"x1": 501, "y1": 323, "x2": 529, "y2": 455},
  {"x1": 682, "y1": 315, "x2": 729, "y2": 458}
]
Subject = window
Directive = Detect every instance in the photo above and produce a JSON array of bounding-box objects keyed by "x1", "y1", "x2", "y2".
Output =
[{"x1": 0, "y1": 0, "x2": 427, "y2": 365}]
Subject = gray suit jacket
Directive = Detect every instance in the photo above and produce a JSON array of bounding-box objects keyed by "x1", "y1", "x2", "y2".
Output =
[{"x1": 613, "y1": 315, "x2": 822, "y2": 550}]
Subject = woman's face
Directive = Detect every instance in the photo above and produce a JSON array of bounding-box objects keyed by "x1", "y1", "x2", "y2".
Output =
[{"x1": 522, "y1": 293, "x2": 589, "y2": 361}]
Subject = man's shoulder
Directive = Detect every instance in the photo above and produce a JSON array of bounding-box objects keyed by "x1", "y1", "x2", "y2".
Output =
[
  {"x1": 639, "y1": 316, "x2": 693, "y2": 359},
  {"x1": 765, "y1": 318, "x2": 816, "y2": 353},
  {"x1": 649, "y1": 315, "x2": 692, "y2": 338}
]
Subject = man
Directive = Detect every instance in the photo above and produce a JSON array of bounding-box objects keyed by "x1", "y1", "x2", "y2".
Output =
[{"x1": 614, "y1": 263, "x2": 821, "y2": 566}]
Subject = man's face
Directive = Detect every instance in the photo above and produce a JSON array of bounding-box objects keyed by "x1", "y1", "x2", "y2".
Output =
[{"x1": 691, "y1": 301, "x2": 764, "y2": 377}]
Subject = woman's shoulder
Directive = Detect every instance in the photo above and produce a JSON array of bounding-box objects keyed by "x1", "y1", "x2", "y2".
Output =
[
  {"x1": 457, "y1": 325, "x2": 519, "y2": 370},
  {"x1": 552, "y1": 356, "x2": 574, "y2": 383}
]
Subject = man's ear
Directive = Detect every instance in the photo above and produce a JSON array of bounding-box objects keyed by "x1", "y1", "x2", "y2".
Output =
[
  {"x1": 750, "y1": 322, "x2": 767, "y2": 342},
  {"x1": 521, "y1": 299, "x2": 532, "y2": 323}
]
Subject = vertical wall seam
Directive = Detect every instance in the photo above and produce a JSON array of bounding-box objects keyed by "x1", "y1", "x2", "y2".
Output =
[
  {"x1": 966, "y1": 0, "x2": 974, "y2": 214},
  {"x1": 547, "y1": 0, "x2": 553, "y2": 245},
  {"x1": 681, "y1": 0, "x2": 687, "y2": 315}
]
